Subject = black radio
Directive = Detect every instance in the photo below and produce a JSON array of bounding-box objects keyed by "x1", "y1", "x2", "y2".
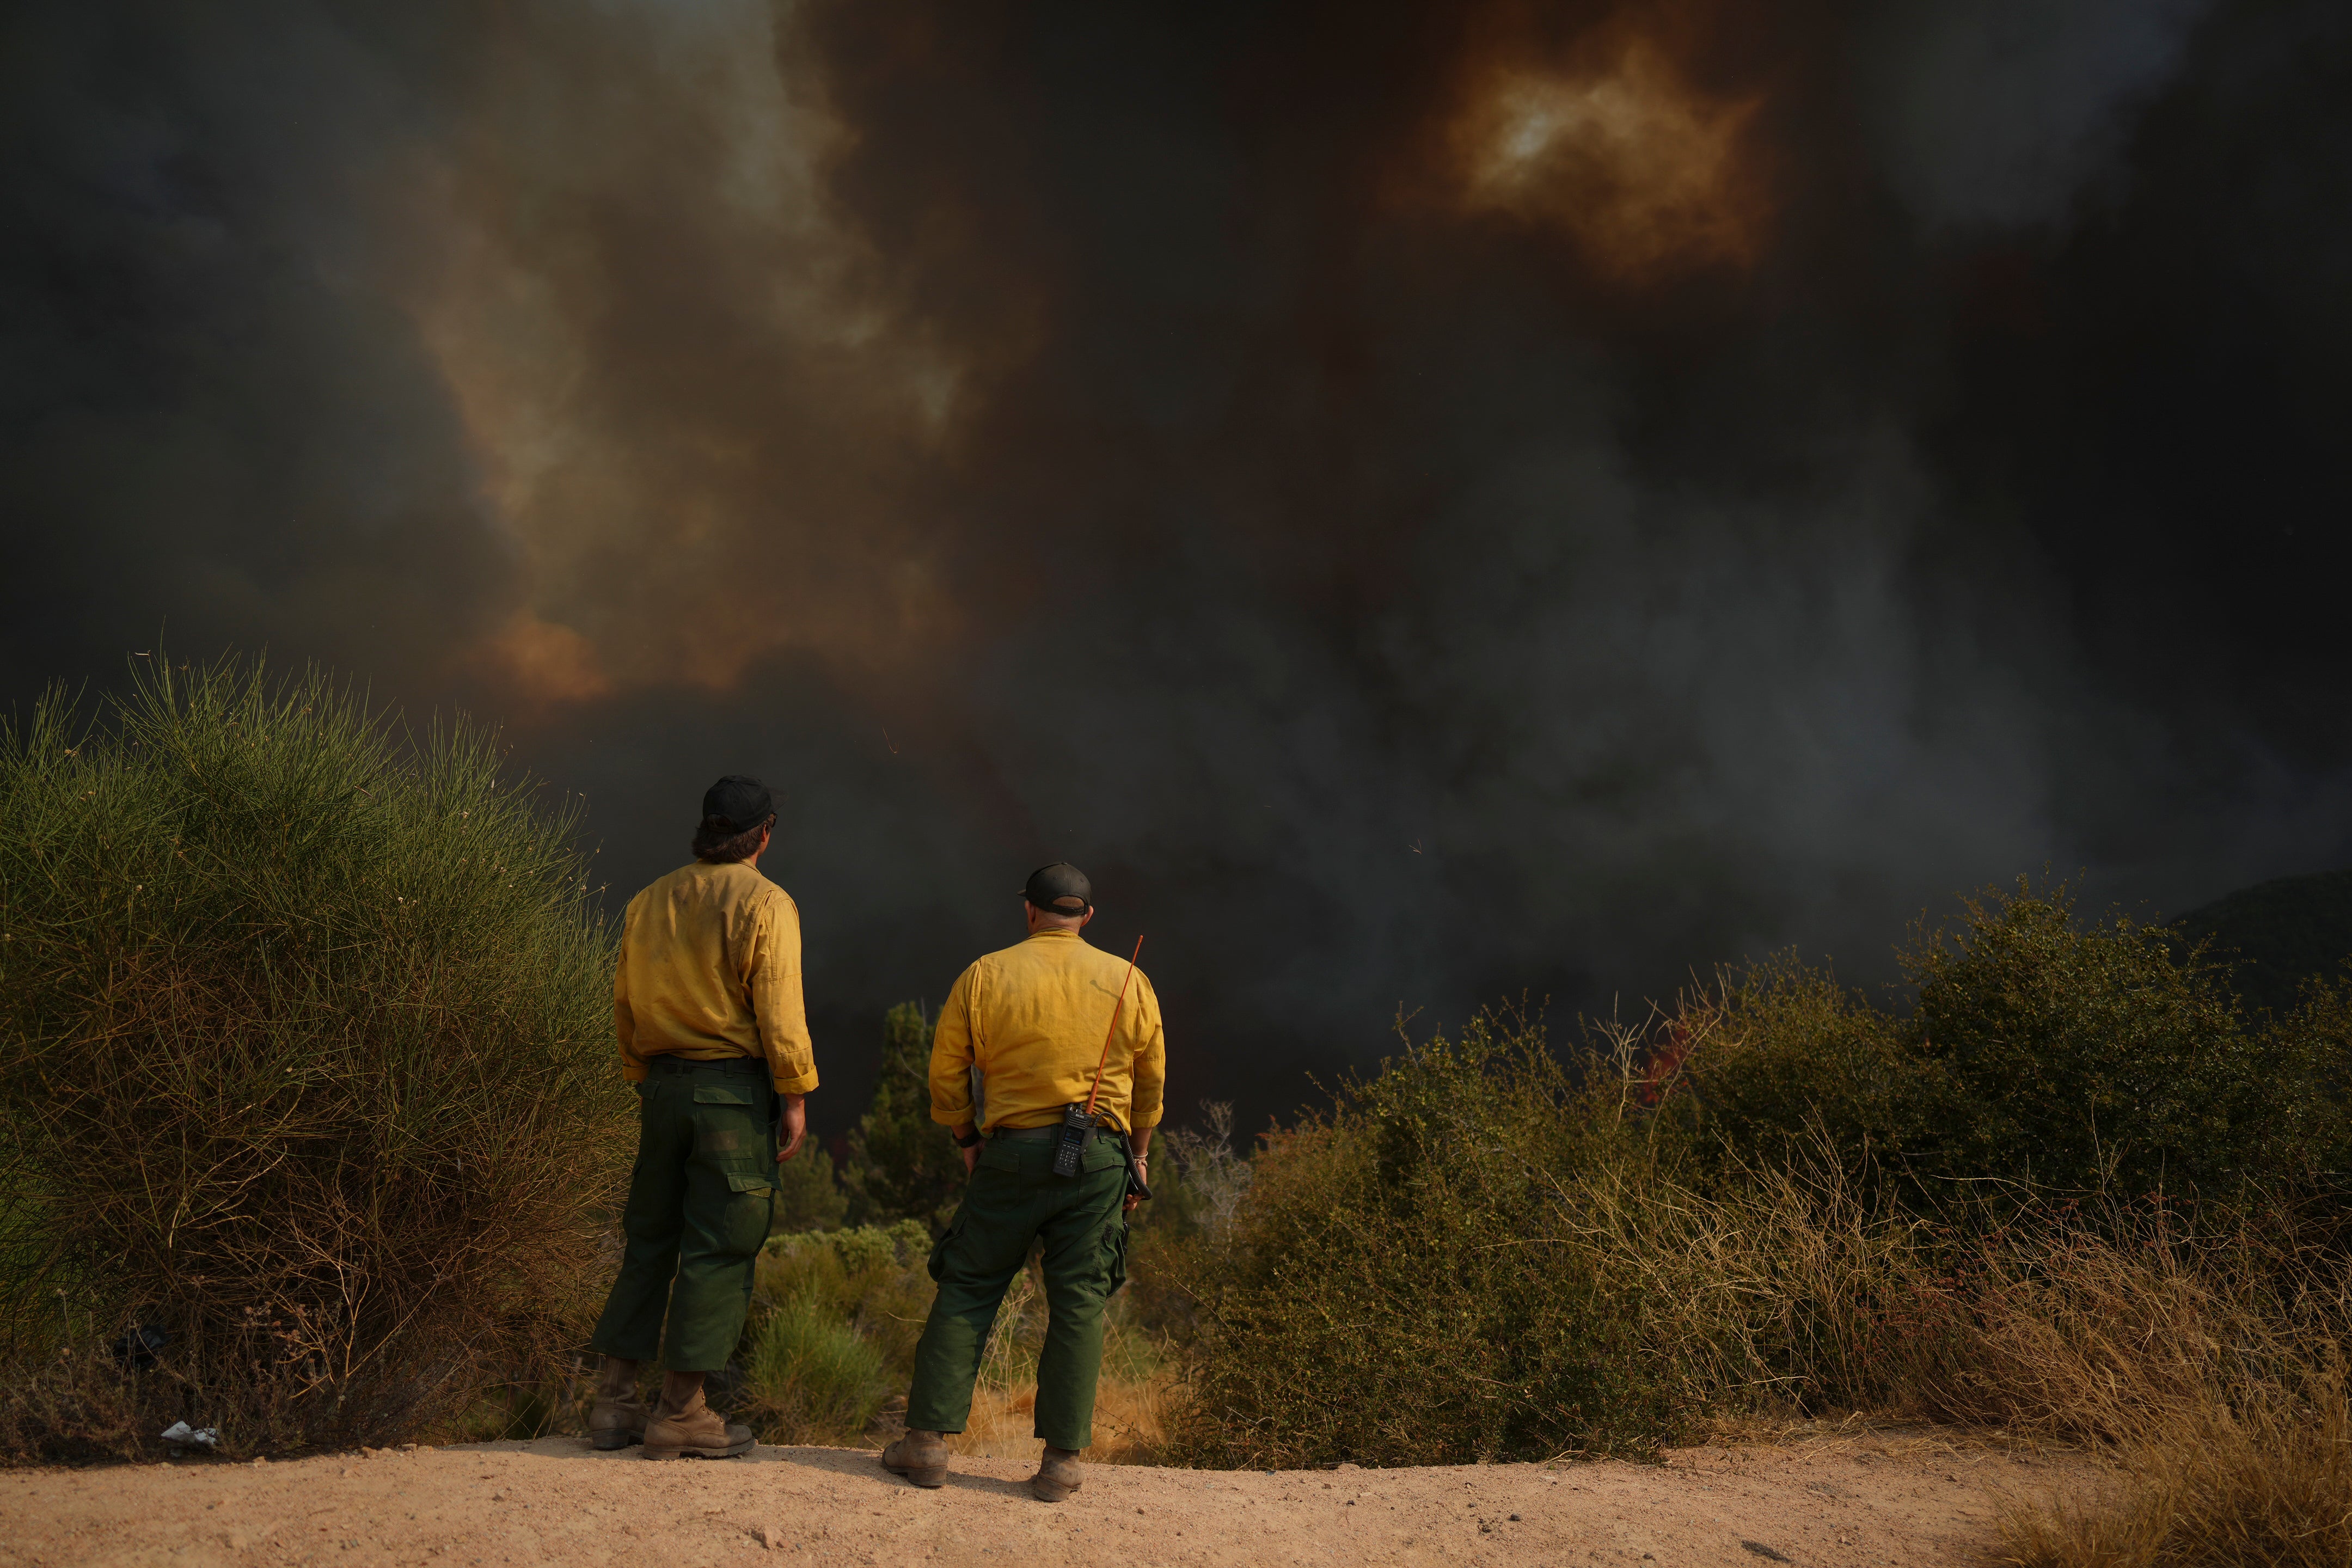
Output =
[{"x1": 1052, "y1": 1102, "x2": 1097, "y2": 1178}]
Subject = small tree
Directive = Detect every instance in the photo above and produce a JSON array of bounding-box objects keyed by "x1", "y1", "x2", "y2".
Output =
[
  {"x1": 840, "y1": 1002, "x2": 965, "y2": 1233},
  {"x1": 770, "y1": 1145, "x2": 848, "y2": 1235}
]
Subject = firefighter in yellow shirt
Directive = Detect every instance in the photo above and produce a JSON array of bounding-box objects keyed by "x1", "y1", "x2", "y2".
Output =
[
  {"x1": 881, "y1": 862, "x2": 1165, "y2": 1502},
  {"x1": 586, "y1": 776, "x2": 819, "y2": 1460}
]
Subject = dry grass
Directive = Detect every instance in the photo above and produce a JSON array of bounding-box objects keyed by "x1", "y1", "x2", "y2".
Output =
[
  {"x1": 1604, "y1": 1172, "x2": 2352, "y2": 1565},
  {"x1": 944, "y1": 1266, "x2": 1171, "y2": 1462},
  {"x1": 1993, "y1": 1368, "x2": 2352, "y2": 1567},
  {"x1": 946, "y1": 1369, "x2": 1173, "y2": 1465},
  {"x1": 1564, "y1": 1153, "x2": 2352, "y2": 1564},
  {"x1": 1909, "y1": 1199, "x2": 2352, "y2": 1566}
]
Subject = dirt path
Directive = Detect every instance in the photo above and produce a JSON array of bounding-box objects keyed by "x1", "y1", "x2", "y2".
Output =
[{"x1": 2, "y1": 1430, "x2": 2079, "y2": 1567}]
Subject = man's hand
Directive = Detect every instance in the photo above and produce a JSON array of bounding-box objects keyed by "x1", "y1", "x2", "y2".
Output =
[
  {"x1": 774, "y1": 1094, "x2": 807, "y2": 1162},
  {"x1": 1125, "y1": 1127, "x2": 1154, "y2": 1214},
  {"x1": 954, "y1": 1123, "x2": 979, "y2": 1175}
]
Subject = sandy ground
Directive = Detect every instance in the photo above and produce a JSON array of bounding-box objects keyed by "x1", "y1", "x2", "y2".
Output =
[{"x1": 0, "y1": 1429, "x2": 2081, "y2": 1567}]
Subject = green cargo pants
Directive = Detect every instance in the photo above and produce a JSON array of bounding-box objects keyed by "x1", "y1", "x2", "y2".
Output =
[
  {"x1": 905, "y1": 1129, "x2": 1130, "y2": 1452},
  {"x1": 588, "y1": 1059, "x2": 777, "y2": 1371}
]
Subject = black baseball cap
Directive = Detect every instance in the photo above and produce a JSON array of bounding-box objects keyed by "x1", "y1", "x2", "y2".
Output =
[
  {"x1": 1021, "y1": 861, "x2": 1092, "y2": 916},
  {"x1": 701, "y1": 775, "x2": 775, "y2": 834}
]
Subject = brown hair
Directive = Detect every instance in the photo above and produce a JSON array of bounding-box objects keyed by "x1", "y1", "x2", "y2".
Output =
[{"x1": 691, "y1": 814, "x2": 773, "y2": 863}]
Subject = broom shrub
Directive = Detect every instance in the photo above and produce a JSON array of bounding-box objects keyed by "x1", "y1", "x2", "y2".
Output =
[{"x1": 0, "y1": 657, "x2": 629, "y2": 1460}]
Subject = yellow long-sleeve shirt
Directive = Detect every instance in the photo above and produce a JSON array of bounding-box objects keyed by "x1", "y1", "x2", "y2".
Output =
[
  {"x1": 613, "y1": 860, "x2": 819, "y2": 1097},
  {"x1": 928, "y1": 927, "x2": 1165, "y2": 1135}
]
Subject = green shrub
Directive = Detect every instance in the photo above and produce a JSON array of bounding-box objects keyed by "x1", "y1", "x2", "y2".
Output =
[
  {"x1": 1688, "y1": 881, "x2": 2351, "y2": 1209},
  {"x1": 0, "y1": 657, "x2": 629, "y2": 1460},
  {"x1": 1166, "y1": 1014, "x2": 2352, "y2": 1472},
  {"x1": 748, "y1": 1224, "x2": 933, "y2": 1406},
  {"x1": 1678, "y1": 954, "x2": 1931, "y2": 1180},
  {"x1": 821, "y1": 1220, "x2": 932, "y2": 1276},
  {"x1": 737, "y1": 1295, "x2": 891, "y2": 1442},
  {"x1": 1906, "y1": 883, "x2": 2277, "y2": 1197},
  {"x1": 1165, "y1": 1013, "x2": 1678, "y2": 1468}
]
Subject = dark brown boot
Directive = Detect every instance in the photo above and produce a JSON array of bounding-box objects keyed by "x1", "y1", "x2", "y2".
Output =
[
  {"x1": 1030, "y1": 1445, "x2": 1082, "y2": 1503},
  {"x1": 588, "y1": 1387, "x2": 649, "y2": 1451},
  {"x1": 880, "y1": 1429, "x2": 949, "y2": 1489},
  {"x1": 643, "y1": 1388, "x2": 754, "y2": 1460}
]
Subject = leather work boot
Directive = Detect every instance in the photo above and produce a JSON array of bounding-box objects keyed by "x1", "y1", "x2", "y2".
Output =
[
  {"x1": 642, "y1": 1388, "x2": 755, "y2": 1460},
  {"x1": 879, "y1": 1429, "x2": 949, "y2": 1489},
  {"x1": 588, "y1": 1387, "x2": 649, "y2": 1452},
  {"x1": 1030, "y1": 1445, "x2": 1082, "y2": 1503}
]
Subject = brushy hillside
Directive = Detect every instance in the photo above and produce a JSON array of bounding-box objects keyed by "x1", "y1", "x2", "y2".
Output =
[
  {"x1": 0, "y1": 658, "x2": 630, "y2": 1461},
  {"x1": 2176, "y1": 868, "x2": 2352, "y2": 1018}
]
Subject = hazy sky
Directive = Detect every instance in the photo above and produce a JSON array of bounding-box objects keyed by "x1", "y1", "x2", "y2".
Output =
[{"x1": 5, "y1": 0, "x2": 2348, "y2": 1131}]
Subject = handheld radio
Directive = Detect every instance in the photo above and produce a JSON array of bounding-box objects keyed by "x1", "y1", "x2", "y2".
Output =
[{"x1": 1054, "y1": 934, "x2": 1145, "y2": 1179}]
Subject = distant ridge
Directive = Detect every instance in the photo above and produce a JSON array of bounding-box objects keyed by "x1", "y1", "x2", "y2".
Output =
[{"x1": 2176, "y1": 868, "x2": 2352, "y2": 1015}]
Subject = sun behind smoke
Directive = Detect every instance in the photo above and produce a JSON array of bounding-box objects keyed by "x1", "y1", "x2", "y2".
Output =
[{"x1": 1451, "y1": 41, "x2": 1765, "y2": 277}]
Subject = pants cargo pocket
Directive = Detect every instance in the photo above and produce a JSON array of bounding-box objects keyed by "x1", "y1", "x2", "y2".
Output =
[
  {"x1": 927, "y1": 1215, "x2": 965, "y2": 1284},
  {"x1": 716, "y1": 1167, "x2": 776, "y2": 1255}
]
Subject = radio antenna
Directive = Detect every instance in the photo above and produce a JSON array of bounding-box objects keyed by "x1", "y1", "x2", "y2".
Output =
[{"x1": 1083, "y1": 934, "x2": 1145, "y2": 1118}]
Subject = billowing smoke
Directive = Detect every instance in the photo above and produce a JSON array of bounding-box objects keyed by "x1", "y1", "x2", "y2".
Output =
[
  {"x1": 5, "y1": 0, "x2": 2349, "y2": 1128},
  {"x1": 1860, "y1": 0, "x2": 2216, "y2": 231}
]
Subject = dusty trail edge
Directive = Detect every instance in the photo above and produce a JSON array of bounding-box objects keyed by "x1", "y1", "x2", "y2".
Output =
[{"x1": 1, "y1": 1426, "x2": 2090, "y2": 1567}]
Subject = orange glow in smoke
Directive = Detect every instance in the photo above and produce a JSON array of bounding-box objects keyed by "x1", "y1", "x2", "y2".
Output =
[
  {"x1": 477, "y1": 612, "x2": 612, "y2": 706},
  {"x1": 1449, "y1": 40, "x2": 1765, "y2": 277},
  {"x1": 386, "y1": 1, "x2": 983, "y2": 710}
]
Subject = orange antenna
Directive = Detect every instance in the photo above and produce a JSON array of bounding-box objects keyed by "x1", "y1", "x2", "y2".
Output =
[{"x1": 1083, "y1": 935, "x2": 1145, "y2": 1118}]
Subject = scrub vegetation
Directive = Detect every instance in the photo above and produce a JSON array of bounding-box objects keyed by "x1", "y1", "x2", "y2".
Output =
[
  {"x1": 7, "y1": 659, "x2": 2349, "y2": 1568},
  {"x1": 1159, "y1": 884, "x2": 2352, "y2": 1567},
  {"x1": 0, "y1": 657, "x2": 630, "y2": 1461}
]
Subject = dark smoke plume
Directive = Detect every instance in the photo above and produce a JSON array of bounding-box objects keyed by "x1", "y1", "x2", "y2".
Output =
[{"x1": 5, "y1": 0, "x2": 2350, "y2": 1128}]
